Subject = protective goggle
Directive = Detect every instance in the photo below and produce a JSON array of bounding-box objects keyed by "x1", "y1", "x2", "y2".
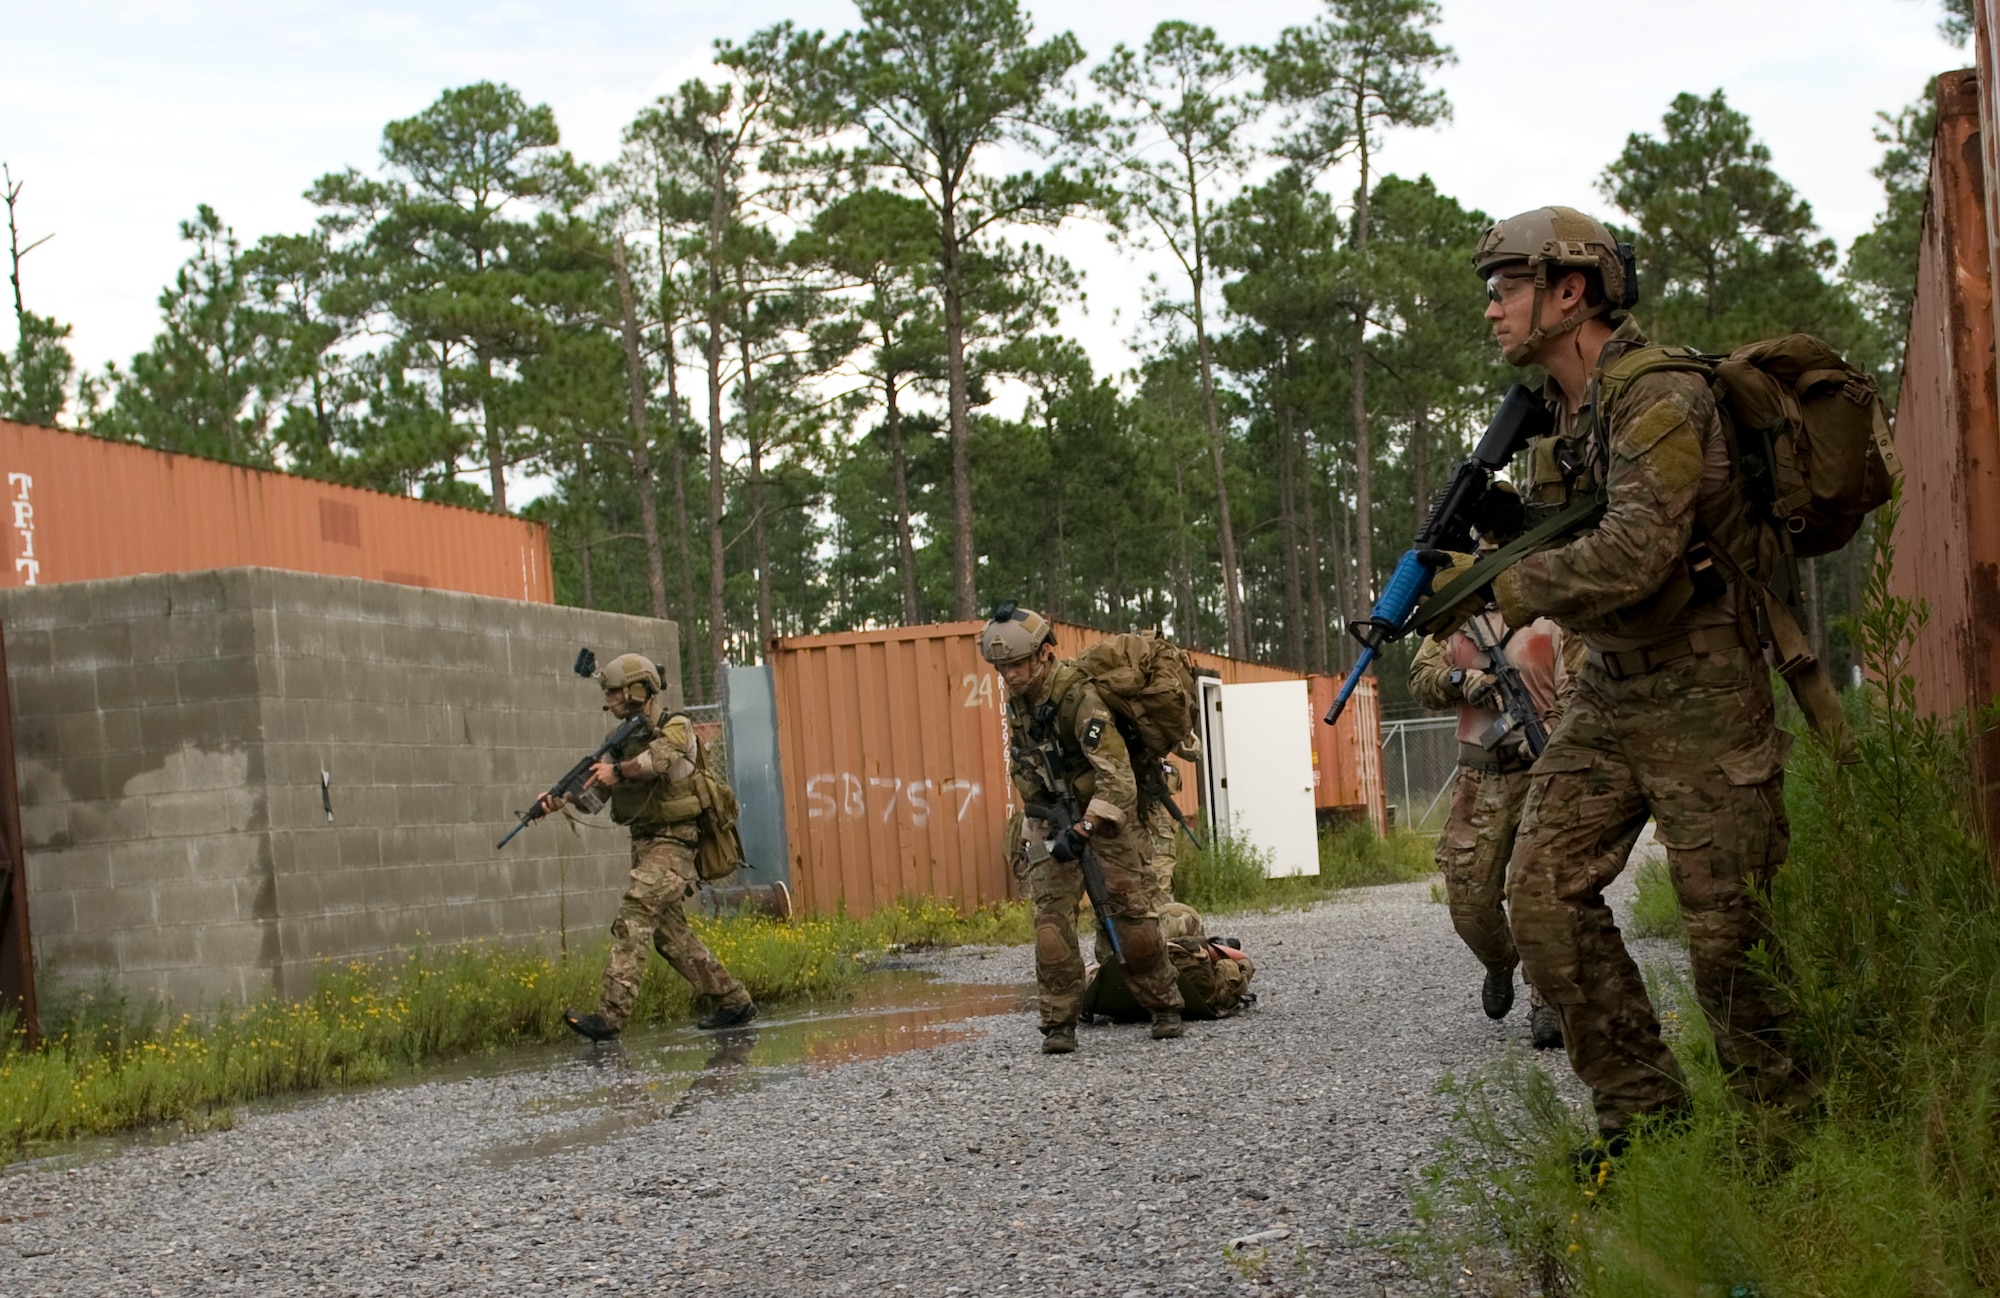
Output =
[{"x1": 1485, "y1": 271, "x2": 1535, "y2": 303}]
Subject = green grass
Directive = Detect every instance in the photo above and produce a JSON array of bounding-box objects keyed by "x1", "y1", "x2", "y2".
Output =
[
  {"x1": 1627, "y1": 857, "x2": 1688, "y2": 941},
  {"x1": 1410, "y1": 496, "x2": 2000, "y2": 1296},
  {"x1": 0, "y1": 898, "x2": 1029, "y2": 1161},
  {"x1": 1173, "y1": 819, "x2": 1436, "y2": 914}
]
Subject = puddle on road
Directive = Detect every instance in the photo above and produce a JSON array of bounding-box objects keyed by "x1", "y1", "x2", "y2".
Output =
[
  {"x1": 3, "y1": 970, "x2": 1030, "y2": 1176},
  {"x1": 478, "y1": 971, "x2": 1030, "y2": 1168}
]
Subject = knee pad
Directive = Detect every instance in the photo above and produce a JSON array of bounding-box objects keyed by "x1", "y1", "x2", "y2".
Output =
[
  {"x1": 1035, "y1": 918, "x2": 1073, "y2": 966},
  {"x1": 610, "y1": 917, "x2": 636, "y2": 943},
  {"x1": 653, "y1": 929, "x2": 674, "y2": 962},
  {"x1": 1116, "y1": 919, "x2": 1163, "y2": 970}
]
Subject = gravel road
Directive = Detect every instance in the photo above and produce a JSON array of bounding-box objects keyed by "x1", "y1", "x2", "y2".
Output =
[{"x1": 1, "y1": 868, "x2": 1677, "y2": 1297}]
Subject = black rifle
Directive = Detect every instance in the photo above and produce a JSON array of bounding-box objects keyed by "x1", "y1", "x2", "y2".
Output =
[
  {"x1": 496, "y1": 714, "x2": 652, "y2": 850},
  {"x1": 1461, "y1": 617, "x2": 1549, "y2": 759},
  {"x1": 1137, "y1": 761, "x2": 1203, "y2": 849},
  {"x1": 1022, "y1": 799, "x2": 1124, "y2": 961},
  {"x1": 1324, "y1": 384, "x2": 1556, "y2": 727}
]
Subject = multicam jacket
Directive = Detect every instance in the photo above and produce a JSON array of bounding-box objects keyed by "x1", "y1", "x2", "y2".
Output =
[
  {"x1": 605, "y1": 699, "x2": 703, "y2": 837},
  {"x1": 1005, "y1": 662, "x2": 1138, "y2": 830},
  {"x1": 1495, "y1": 318, "x2": 1769, "y2": 654}
]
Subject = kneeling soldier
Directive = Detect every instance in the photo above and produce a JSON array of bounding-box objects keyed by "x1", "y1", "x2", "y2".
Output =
[{"x1": 984, "y1": 606, "x2": 1186, "y2": 1054}]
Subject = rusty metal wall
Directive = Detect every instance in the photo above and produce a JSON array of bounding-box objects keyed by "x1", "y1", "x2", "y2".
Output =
[
  {"x1": 0, "y1": 420, "x2": 552, "y2": 602},
  {"x1": 1889, "y1": 69, "x2": 2000, "y2": 838},
  {"x1": 0, "y1": 622, "x2": 36, "y2": 1045},
  {"x1": 1308, "y1": 675, "x2": 1388, "y2": 835},
  {"x1": 767, "y1": 620, "x2": 1382, "y2": 917},
  {"x1": 768, "y1": 621, "x2": 1012, "y2": 919}
]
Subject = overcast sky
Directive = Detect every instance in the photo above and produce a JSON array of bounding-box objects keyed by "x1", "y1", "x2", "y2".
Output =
[{"x1": 1, "y1": 0, "x2": 1965, "y2": 393}]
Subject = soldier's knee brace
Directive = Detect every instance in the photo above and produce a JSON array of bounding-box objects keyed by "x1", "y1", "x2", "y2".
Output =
[
  {"x1": 1115, "y1": 918, "x2": 1164, "y2": 970},
  {"x1": 1034, "y1": 916, "x2": 1074, "y2": 966},
  {"x1": 610, "y1": 916, "x2": 636, "y2": 943}
]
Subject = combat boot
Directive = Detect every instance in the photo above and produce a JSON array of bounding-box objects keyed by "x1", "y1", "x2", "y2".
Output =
[
  {"x1": 1150, "y1": 1010, "x2": 1185, "y2": 1040},
  {"x1": 563, "y1": 1009, "x2": 621, "y2": 1042},
  {"x1": 1530, "y1": 1002, "x2": 1564, "y2": 1050},
  {"x1": 1041, "y1": 1024, "x2": 1077, "y2": 1054},
  {"x1": 697, "y1": 1000, "x2": 758, "y2": 1030},
  {"x1": 1482, "y1": 968, "x2": 1516, "y2": 1020},
  {"x1": 1569, "y1": 1128, "x2": 1630, "y2": 1184}
]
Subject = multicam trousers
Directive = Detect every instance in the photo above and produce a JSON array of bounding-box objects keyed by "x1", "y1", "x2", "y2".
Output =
[
  {"x1": 1436, "y1": 764, "x2": 1533, "y2": 977},
  {"x1": 1506, "y1": 645, "x2": 1809, "y2": 1131},
  {"x1": 599, "y1": 828, "x2": 750, "y2": 1029},
  {"x1": 1093, "y1": 800, "x2": 1182, "y2": 964},
  {"x1": 1031, "y1": 823, "x2": 1183, "y2": 1029}
]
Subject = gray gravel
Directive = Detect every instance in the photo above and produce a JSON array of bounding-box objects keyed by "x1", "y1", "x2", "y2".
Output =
[{"x1": 1, "y1": 863, "x2": 1680, "y2": 1297}]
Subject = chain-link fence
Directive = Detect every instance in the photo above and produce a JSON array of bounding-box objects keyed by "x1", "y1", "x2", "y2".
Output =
[{"x1": 1381, "y1": 716, "x2": 1461, "y2": 833}]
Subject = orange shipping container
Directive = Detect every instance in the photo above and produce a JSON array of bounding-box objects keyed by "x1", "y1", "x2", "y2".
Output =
[
  {"x1": 0, "y1": 420, "x2": 551, "y2": 602},
  {"x1": 1888, "y1": 68, "x2": 2000, "y2": 840},
  {"x1": 1308, "y1": 674, "x2": 1388, "y2": 836},
  {"x1": 767, "y1": 619, "x2": 1381, "y2": 917}
]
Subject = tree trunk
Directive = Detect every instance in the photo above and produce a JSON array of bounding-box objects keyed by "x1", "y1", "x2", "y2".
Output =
[
  {"x1": 704, "y1": 195, "x2": 729, "y2": 701},
  {"x1": 1411, "y1": 406, "x2": 1431, "y2": 523},
  {"x1": 610, "y1": 242, "x2": 670, "y2": 624},
  {"x1": 1173, "y1": 461, "x2": 1196, "y2": 648},
  {"x1": 662, "y1": 296, "x2": 703, "y2": 705},
  {"x1": 481, "y1": 353, "x2": 508, "y2": 513},
  {"x1": 1350, "y1": 117, "x2": 1374, "y2": 605},
  {"x1": 739, "y1": 327, "x2": 775, "y2": 651},
  {"x1": 886, "y1": 375, "x2": 921, "y2": 625},
  {"x1": 940, "y1": 205, "x2": 977, "y2": 619},
  {"x1": 1276, "y1": 387, "x2": 1305, "y2": 670},
  {"x1": 1300, "y1": 423, "x2": 1328, "y2": 674},
  {"x1": 1329, "y1": 473, "x2": 1352, "y2": 672}
]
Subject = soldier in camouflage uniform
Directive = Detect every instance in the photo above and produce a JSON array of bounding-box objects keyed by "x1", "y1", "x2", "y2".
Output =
[
  {"x1": 1410, "y1": 605, "x2": 1580, "y2": 1050},
  {"x1": 1444, "y1": 207, "x2": 1808, "y2": 1155},
  {"x1": 1080, "y1": 901, "x2": 1255, "y2": 1021},
  {"x1": 550, "y1": 653, "x2": 756, "y2": 1041},
  {"x1": 983, "y1": 606, "x2": 1186, "y2": 1055}
]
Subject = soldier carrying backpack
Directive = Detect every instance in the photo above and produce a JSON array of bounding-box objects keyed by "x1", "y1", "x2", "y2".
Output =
[
  {"x1": 542, "y1": 652, "x2": 757, "y2": 1042},
  {"x1": 984, "y1": 606, "x2": 1195, "y2": 1055},
  {"x1": 1429, "y1": 205, "x2": 1878, "y2": 1172}
]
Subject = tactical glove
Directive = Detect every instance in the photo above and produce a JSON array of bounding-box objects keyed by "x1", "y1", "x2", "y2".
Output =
[
  {"x1": 1049, "y1": 826, "x2": 1088, "y2": 864},
  {"x1": 1456, "y1": 668, "x2": 1499, "y2": 709},
  {"x1": 1415, "y1": 550, "x2": 1485, "y2": 632}
]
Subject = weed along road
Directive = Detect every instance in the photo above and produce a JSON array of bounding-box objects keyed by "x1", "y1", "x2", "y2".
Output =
[{"x1": 0, "y1": 878, "x2": 1663, "y2": 1297}]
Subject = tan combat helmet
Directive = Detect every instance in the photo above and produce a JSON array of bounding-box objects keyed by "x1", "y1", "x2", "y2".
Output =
[
  {"x1": 979, "y1": 603, "x2": 1054, "y2": 666},
  {"x1": 1472, "y1": 206, "x2": 1638, "y2": 364},
  {"x1": 595, "y1": 651, "x2": 662, "y2": 701},
  {"x1": 1158, "y1": 902, "x2": 1205, "y2": 941}
]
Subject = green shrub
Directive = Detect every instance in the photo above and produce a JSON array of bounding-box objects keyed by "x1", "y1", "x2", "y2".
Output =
[
  {"x1": 0, "y1": 898, "x2": 1029, "y2": 1160},
  {"x1": 1627, "y1": 857, "x2": 1687, "y2": 941},
  {"x1": 1410, "y1": 495, "x2": 2000, "y2": 1295},
  {"x1": 1172, "y1": 831, "x2": 1271, "y2": 911}
]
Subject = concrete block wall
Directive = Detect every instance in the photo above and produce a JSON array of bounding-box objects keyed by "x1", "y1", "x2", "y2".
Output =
[{"x1": 0, "y1": 568, "x2": 678, "y2": 1008}]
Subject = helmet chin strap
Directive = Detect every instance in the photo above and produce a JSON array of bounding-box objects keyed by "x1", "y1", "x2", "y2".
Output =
[{"x1": 1507, "y1": 265, "x2": 1610, "y2": 366}]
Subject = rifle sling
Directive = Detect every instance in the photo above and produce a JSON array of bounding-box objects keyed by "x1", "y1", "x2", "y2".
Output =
[{"x1": 1412, "y1": 493, "x2": 1609, "y2": 639}]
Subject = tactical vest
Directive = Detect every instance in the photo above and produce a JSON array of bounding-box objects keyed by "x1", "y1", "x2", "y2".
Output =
[
  {"x1": 605, "y1": 705, "x2": 704, "y2": 832},
  {"x1": 1012, "y1": 664, "x2": 1099, "y2": 802}
]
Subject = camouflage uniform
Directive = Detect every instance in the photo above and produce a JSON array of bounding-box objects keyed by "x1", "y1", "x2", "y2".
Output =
[
  {"x1": 1409, "y1": 612, "x2": 1579, "y2": 981},
  {"x1": 597, "y1": 704, "x2": 750, "y2": 1029},
  {"x1": 1494, "y1": 317, "x2": 1807, "y2": 1131},
  {"x1": 1083, "y1": 903, "x2": 1255, "y2": 1020},
  {"x1": 1010, "y1": 663, "x2": 1184, "y2": 1031}
]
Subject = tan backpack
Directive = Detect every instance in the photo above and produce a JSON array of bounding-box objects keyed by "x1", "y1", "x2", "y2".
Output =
[
  {"x1": 1071, "y1": 631, "x2": 1200, "y2": 764},
  {"x1": 687, "y1": 729, "x2": 745, "y2": 882},
  {"x1": 1599, "y1": 334, "x2": 1898, "y2": 560}
]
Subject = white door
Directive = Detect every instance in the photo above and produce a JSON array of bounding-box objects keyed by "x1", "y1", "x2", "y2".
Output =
[
  {"x1": 1197, "y1": 676, "x2": 1229, "y2": 840},
  {"x1": 1213, "y1": 679, "x2": 1319, "y2": 878}
]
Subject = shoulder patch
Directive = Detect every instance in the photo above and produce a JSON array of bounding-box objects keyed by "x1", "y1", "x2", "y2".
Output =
[
  {"x1": 1081, "y1": 716, "x2": 1107, "y2": 751},
  {"x1": 1612, "y1": 399, "x2": 1687, "y2": 459}
]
